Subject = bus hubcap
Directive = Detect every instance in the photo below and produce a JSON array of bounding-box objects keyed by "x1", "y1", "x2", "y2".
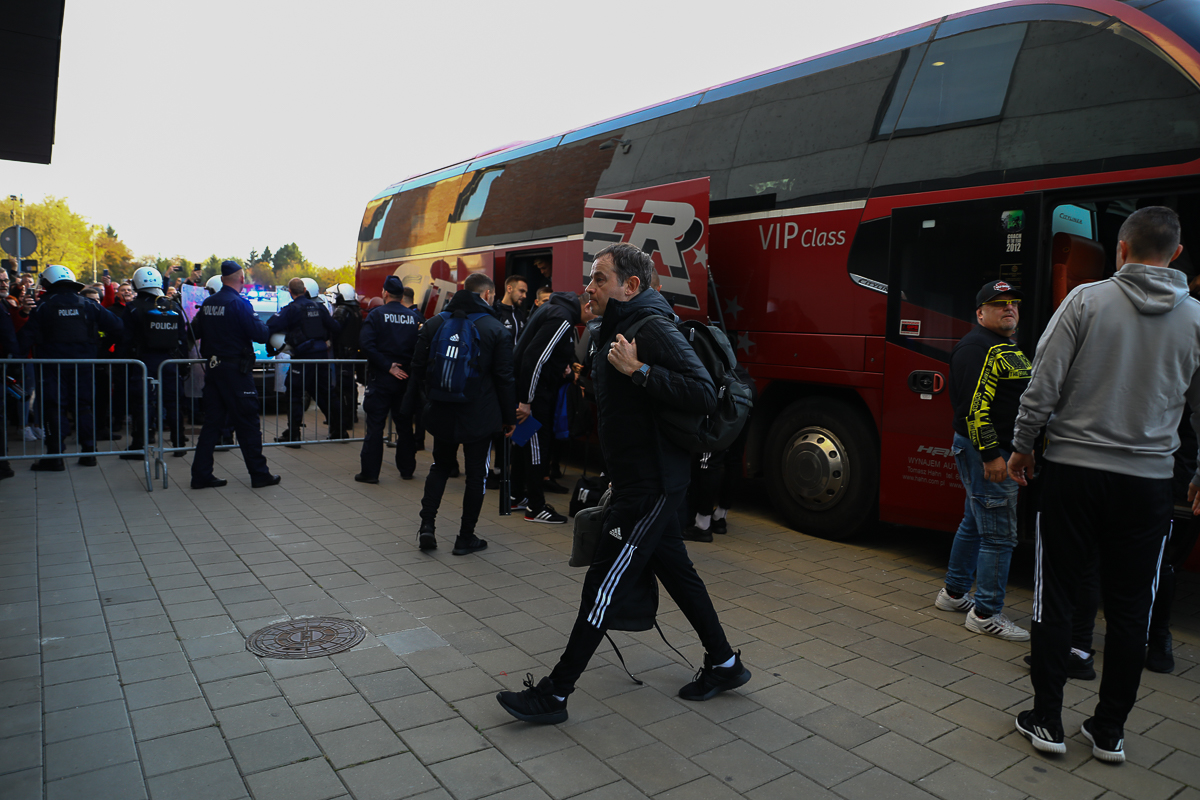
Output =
[{"x1": 782, "y1": 427, "x2": 847, "y2": 510}]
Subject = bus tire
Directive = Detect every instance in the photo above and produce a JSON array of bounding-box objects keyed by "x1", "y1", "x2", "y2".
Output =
[{"x1": 764, "y1": 397, "x2": 879, "y2": 541}]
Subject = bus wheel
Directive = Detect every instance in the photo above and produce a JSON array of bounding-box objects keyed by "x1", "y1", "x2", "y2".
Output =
[{"x1": 765, "y1": 397, "x2": 878, "y2": 541}]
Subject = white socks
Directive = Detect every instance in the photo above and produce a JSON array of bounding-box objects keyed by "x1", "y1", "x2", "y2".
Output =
[
  {"x1": 1071, "y1": 648, "x2": 1090, "y2": 660},
  {"x1": 694, "y1": 513, "x2": 711, "y2": 530},
  {"x1": 717, "y1": 654, "x2": 735, "y2": 668},
  {"x1": 713, "y1": 507, "x2": 728, "y2": 521}
]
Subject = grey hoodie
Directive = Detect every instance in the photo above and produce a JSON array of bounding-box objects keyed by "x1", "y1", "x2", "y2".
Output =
[{"x1": 1012, "y1": 263, "x2": 1200, "y2": 481}]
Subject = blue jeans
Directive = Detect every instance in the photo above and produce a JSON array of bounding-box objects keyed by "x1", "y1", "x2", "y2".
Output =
[{"x1": 944, "y1": 432, "x2": 1019, "y2": 618}]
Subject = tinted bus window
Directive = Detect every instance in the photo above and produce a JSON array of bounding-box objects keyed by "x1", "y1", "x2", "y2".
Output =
[
  {"x1": 880, "y1": 25, "x2": 1026, "y2": 136},
  {"x1": 847, "y1": 218, "x2": 890, "y2": 290},
  {"x1": 874, "y1": 20, "x2": 1200, "y2": 193}
]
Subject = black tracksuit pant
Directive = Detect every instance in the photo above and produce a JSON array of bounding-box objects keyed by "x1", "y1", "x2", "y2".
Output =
[
  {"x1": 548, "y1": 486, "x2": 733, "y2": 695},
  {"x1": 512, "y1": 396, "x2": 554, "y2": 511},
  {"x1": 1031, "y1": 460, "x2": 1171, "y2": 730},
  {"x1": 420, "y1": 437, "x2": 490, "y2": 537}
]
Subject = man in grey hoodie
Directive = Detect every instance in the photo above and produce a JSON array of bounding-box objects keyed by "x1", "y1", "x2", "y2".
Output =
[{"x1": 1007, "y1": 206, "x2": 1200, "y2": 765}]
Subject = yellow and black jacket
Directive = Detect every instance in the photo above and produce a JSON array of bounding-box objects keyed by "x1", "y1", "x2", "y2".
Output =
[{"x1": 950, "y1": 326, "x2": 1032, "y2": 462}]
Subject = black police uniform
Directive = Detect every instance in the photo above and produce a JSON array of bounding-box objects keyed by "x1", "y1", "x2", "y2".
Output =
[
  {"x1": 190, "y1": 285, "x2": 274, "y2": 486},
  {"x1": 0, "y1": 306, "x2": 19, "y2": 478},
  {"x1": 123, "y1": 292, "x2": 189, "y2": 455},
  {"x1": 358, "y1": 299, "x2": 422, "y2": 480},
  {"x1": 21, "y1": 283, "x2": 123, "y2": 467},
  {"x1": 331, "y1": 298, "x2": 364, "y2": 436},
  {"x1": 267, "y1": 296, "x2": 341, "y2": 441}
]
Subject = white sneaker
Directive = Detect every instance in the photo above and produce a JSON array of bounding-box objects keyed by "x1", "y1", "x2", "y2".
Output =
[
  {"x1": 935, "y1": 588, "x2": 975, "y2": 612},
  {"x1": 24, "y1": 426, "x2": 43, "y2": 441},
  {"x1": 966, "y1": 609, "x2": 1030, "y2": 641}
]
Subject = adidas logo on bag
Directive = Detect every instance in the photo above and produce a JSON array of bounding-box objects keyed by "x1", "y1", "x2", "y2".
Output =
[
  {"x1": 449, "y1": 333, "x2": 460, "y2": 342},
  {"x1": 609, "y1": 527, "x2": 622, "y2": 541}
]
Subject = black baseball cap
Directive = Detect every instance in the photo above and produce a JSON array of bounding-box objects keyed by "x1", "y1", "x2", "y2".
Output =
[{"x1": 976, "y1": 280, "x2": 1024, "y2": 307}]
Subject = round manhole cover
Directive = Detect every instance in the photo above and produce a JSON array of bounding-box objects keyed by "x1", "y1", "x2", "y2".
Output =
[{"x1": 246, "y1": 618, "x2": 367, "y2": 659}]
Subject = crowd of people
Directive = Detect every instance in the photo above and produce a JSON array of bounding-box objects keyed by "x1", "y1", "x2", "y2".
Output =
[{"x1": 3, "y1": 218, "x2": 1197, "y2": 766}]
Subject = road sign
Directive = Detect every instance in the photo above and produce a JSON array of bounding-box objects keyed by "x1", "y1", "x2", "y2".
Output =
[{"x1": 0, "y1": 226, "x2": 37, "y2": 258}]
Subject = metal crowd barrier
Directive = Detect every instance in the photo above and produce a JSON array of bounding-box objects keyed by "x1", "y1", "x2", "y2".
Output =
[
  {"x1": 1, "y1": 358, "x2": 153, "y2": 490},
  {"x1": 154, "y1": 358, "x2": 368, "y2": 489}
]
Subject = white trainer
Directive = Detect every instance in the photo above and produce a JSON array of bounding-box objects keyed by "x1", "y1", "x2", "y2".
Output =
[
  {"x1": 966, "y1": 609, "x2": 1030, "y2": 641},
  {"x1": 935, "y1": 588, "x2": 975, "y2": 612}
]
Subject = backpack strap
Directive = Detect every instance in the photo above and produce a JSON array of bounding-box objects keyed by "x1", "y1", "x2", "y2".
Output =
[
  {"x1": 604, "y1": 632, "x2": 644, "y2": 686},
  {"x1": 621, "y1": 312, "x2": 669, "y2": 345}
]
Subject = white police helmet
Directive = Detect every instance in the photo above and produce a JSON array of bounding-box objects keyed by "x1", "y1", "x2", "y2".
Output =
[
  {"x1": 335, "y1": 283, "x2": 356, "y2": 303},
  {"x1": 40, "y1": 264, "x2": 82, "y2": 289},
  {"x1": 131, "y1": 266, "x2": 165, "y2": 296},
  {"x1": 301, "y1": 277, "x2": 319, "y2": 299},
  {"x1": 205, "y1": 275, "x2": 222, "y2": 294},
  {"x1": 269, "y1": 332, "x2": 287, "y2": 351}
]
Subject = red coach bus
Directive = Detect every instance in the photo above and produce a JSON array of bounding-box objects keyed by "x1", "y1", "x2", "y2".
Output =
[{"x1": 356, "y1": 0, "x2": 1200, "y2": 540}]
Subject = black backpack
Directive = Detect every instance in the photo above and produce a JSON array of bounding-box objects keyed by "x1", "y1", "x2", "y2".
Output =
[{"x1": 622, "y1": 315, "x2": 753, "y2": 454}]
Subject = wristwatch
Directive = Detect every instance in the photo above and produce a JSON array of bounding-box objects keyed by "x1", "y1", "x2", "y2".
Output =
[{"x1": 631, "y1": 363, "x2": 651, "y2": 386}]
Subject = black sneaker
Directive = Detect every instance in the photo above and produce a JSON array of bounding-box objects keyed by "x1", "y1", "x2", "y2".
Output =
[
  {"x1": 78, "y1": 457, "x2": 98, "y2": 467},
  {"x1": 0, "y1": 462, "x2": 14, "y2": 480},
  {"x1": 496, "y1": 674, "x2": 568, "y2": 724},
  {"x1": 1145, "y1": 633, "x2": 1174, "y2": 674},
  {"x1": 31, "y1": 459, "x2": 65, "y2": 472},
  {"x1": 1023, "y1": 651, "x2": 1096, "y2": 680},
  {"x1": 354, "y1": 473, "x2": 380, "y2": 484},
  {"x1": 683, "y1": 524, "x2": 713, "y2": 543},
  {"x1": 510, "y1": 496, "x2": 529, "y2": 511},
  {"x1": 1015, "y1": 709, "x2": 1066, "y2": 755},
  {"x1": 543, "y1": 479, "x2": 568, "y2": 494},
  {"x1": 712, "y1": 517, "x2": 728, "y2": 535},
  {"x1": 679, "y1": 651, "x2": 751, "y2": 701},
  {"x1": 524, "y1": 504, "x2": 567, "y2": 524},
  {"x1": 418, "y1": 523, "x2": 437, "y2": 552},
  {"x1": 1081, "y1": 717, "x2": 1125, "y2": 763},
  {"x1": 452, "y1": 535, "x2": 487, "y2": 556}
]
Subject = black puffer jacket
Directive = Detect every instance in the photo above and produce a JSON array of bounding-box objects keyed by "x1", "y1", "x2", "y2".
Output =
[
  {"x1": 402, "y1": 290, "x2": 516, "y2": 444},
  {"x1": 592, "y1": 289, "x2": 715, "y2": 494}
]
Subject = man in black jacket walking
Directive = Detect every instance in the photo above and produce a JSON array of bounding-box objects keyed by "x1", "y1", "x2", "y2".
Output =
[
  {"x1": 497, "y1": 243, "x2": 749, "y2": 724},
  {"x1": 511, "y1": 289, "x2": 581, "y2": 523},
  {"x1": 402, "y1": 273, "x2": 516, "y2": 555}
]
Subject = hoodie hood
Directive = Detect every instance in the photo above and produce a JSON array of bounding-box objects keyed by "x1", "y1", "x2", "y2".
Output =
[
  {"x1": 547, "y1": 291, "x2": 582, "y2": 325},
  {"x1": 1112, "y1": 263, "x2": 1190, "y2": 315},
  {"x1": 445, "y1": 290, "x2": 497, "y2": 318},
  {"x1": 522, "y1": 291, "x2": 581, "y2": 332}
]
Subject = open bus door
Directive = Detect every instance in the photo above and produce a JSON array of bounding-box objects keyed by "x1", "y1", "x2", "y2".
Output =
[
  {"x1": 880, "y1": 194, "x2": 1043, "y2": 533},
  {"x1": 581, "y1": 177, "x2": 711, "y2": 322}
]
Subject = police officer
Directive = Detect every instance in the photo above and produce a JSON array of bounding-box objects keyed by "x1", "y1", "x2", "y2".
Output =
[
  {"x1": 120, "y1": 267, "x2": 189, "y2": 459},
  {"x1": 20, "y1": 265, "x2": 123, "y2": 471},
  {"x1": 190, "y1": 261, "x2": 279, "y2": 489},
  {"x1": 355, "y1": 275, "x2": 422, "y2": 483},
  {"x1": 330, "y1": 283, "x2": 363, "y2": 439},
  {"x1": 267, "y1": 277, "x2": 341, "y2": 445}
]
